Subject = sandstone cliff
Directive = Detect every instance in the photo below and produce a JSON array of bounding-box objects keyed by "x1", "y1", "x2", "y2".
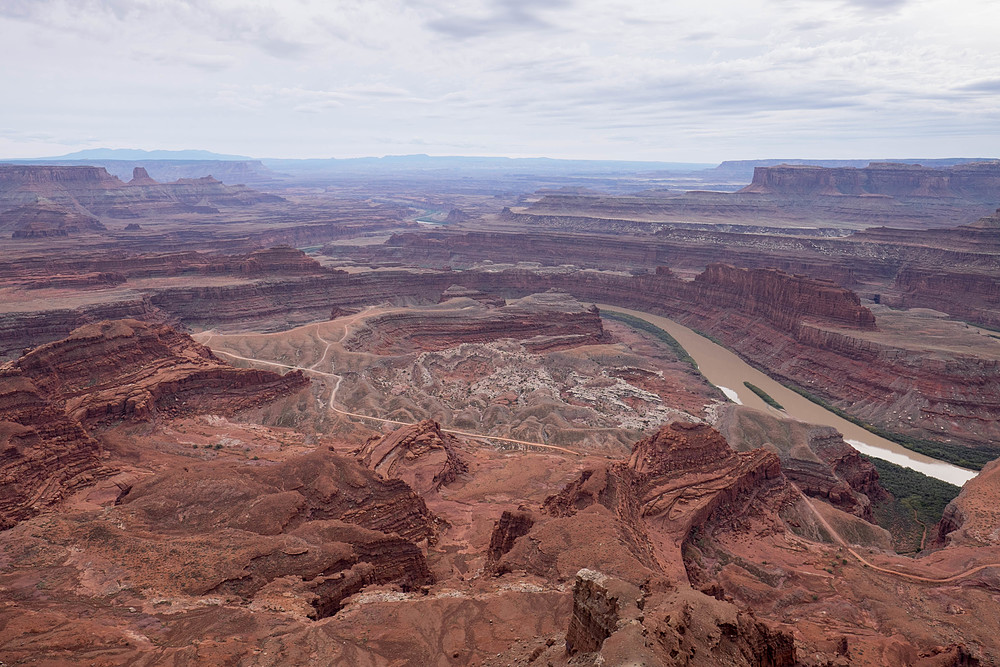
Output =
[
  {"x1": 12, "y1": 319, "x2": 308, "y2": 425},
  {"x1": 487, "y1": 422, "x2": 795, "y2": 665},
  {"x1": 0, "y1": 373, "x2": 109, "y2": 529},
  {"x1": 741, "y1": 161, "x2": 1000, "y2": 203},
  {"x1": 0, "y1": 164, "x2": 283, "y2": 217},
  {"x1": 717, "y1": 405, "x2": 887, "y2": 520}
]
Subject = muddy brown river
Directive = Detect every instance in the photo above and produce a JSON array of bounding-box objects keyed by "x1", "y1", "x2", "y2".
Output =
[{"x1": 600, "y1": 305, "x2": 976, "y2": 486}]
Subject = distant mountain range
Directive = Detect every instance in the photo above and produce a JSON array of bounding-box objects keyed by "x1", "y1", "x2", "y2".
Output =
[{"x1": 44, "y1": 148, "x2": 254, "y2": 161}]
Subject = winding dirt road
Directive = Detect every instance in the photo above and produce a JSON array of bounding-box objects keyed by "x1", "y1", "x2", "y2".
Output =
[
  {"x1": 197, "y1": 316, "x2": 582, "y2": 457},
  {"x1": 196, "y1": 312, "x2": 1000, "y2": 584},
  {"x1": 792, "y1": 483, "x2": 1000, "y2": 584}
]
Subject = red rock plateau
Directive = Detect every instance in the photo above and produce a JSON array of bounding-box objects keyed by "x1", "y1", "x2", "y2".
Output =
[
  {"x1": 511, "y1": 161, "x2": 1000, "y2": 230},
  {"x1": 0, "y1": 165, "x2": 283, "y2": 219},
  {"x1": 3, "y1": 243, "x2": 996, "y2": 451},
  {"x1": 741, "y1": 161, "x2": 1000, "y2": 201},
  {"x1": 2, "y1": 155, "x2": 1000, "y2": 664}
]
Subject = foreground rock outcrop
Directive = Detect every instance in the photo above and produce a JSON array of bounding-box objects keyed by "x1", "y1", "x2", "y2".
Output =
[
  {"x1": 358, "y1": 419, "x2": 466, "y2": 495},
  {"x1": 0, "y1": 319, "x2": 307, "y2": 528},
  {"x1": 485, "y1": 422, "x2": 797, "y2": 665},
  {"x1": 718, "y1": 405, "x2": 887, "y2": 520},
  {"x1": 565, "y1": 568, "x2": 796, "y2": 665}
]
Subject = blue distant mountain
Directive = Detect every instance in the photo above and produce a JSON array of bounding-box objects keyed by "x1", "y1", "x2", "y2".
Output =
[{"x1": 46, "y1": 148, "x2": 253, "y2": 161}]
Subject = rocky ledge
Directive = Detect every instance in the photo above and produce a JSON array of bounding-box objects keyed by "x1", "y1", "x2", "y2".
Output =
[
  {"x1": 0, "y1": 319, "x2": 308, "y2": 528},
  {"x1": 343, "y1": 290, "x2": 609, "y2": 354}
]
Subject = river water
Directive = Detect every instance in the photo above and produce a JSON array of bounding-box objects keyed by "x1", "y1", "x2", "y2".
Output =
[{"x1": 599, "y1": 305, "x2": 976, "y2": 486}]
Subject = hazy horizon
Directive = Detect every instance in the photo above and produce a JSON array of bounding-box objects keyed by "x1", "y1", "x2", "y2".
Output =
[{"x1": 2, "y1": 0, "x2": 998, "y2": 162}]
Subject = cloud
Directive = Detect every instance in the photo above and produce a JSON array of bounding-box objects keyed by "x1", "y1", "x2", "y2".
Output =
[
  {"x1": 1, "y1": 0, "x2": 998, "y2": 161},
  {"x1": 842, "y1": 0, "x2": 910, "y2": 9},
  {"x1": 957, "y1": 79, "x2": 1000, "y2": 93},
  {"x1": 426, "y1": 0, "x2": 574, "y2": 39}
]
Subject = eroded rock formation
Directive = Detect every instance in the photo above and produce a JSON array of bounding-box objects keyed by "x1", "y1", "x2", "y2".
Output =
[
  {"x1": 0, "y1": 164, "x2": 283, "y2": 218},
  {"x1": 1, "y1": 200, "x2": 106, "y2": 238},
  {"x1": 0, "y1": 319, "x2": 307, "y2": 528},
  {"x1": 358, "y1": 419, "x2": 466, "y2": 495},
  {"x1": 343, "y1": 291, "x2": 608, "y2": 354},
  {"x1": 12, "y1": 319, "x2": 308, "y2": 424},
  {"x1": 718, "y1": 405, "x2": 886, "y2": 519}
]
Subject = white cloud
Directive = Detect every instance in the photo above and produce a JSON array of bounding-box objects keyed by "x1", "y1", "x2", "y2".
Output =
[{"x1": 0, "y1": 0, "x2": 997, "y2": 160}]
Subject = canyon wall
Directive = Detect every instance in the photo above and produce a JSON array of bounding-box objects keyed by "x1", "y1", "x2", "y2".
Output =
[
  {"x1": 741, "y1": 161, "x2": 1000, "y2": 201},
  {"x1": 0, "y1": 165, "x2": 283, "y2": 217}
]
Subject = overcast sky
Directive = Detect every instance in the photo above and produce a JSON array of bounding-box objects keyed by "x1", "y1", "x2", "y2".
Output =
[{"x1": 2, "y1": 0, "x2": 999, "y2": 162}]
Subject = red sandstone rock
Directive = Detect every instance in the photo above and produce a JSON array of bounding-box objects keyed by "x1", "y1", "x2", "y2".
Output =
[
  {"x1": 12, "y1": 319, "x2": 308, "y2": 424},
  {"x1": 1, "y1": 200, "x2": 106, "y2": 238},
  {"x1": 694, "y1": 263, "x2": 876, "y2": 331},
  {"x1": 0, "y1": 319, "x2": 308, "y2": 528},
  {"x1": 343, "y1": 290, "x2": 608, "y2": 354},
  {"x1": 358, "y1": 419, "x2": 466, "y2": 495},
  {"x1": 0, "y1": 373, "x2": 110, "y2": 529},
  {"x1": 718, "y1": 405, "x2": 887, "y2": 520},
  {"x1": 127, "y1": 166, "x2": 158, "y2": 186}
]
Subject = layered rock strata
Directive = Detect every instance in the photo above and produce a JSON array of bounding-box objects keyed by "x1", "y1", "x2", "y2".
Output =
[
  {"x1": 0, "y1": 319, "x2": 307, "y2": 528},
  {"x1": 717, "y1": 405, "x2": 886, "y2": 520},
  {"x1": 0, "y1": 164, "x2": 283, "y2": 217},
  {"x1": 741, "y1": 161, "x2": 1000, "y2": 202},
  {"x1": 12, "y1": 319, "x2": 308, "y2": 425},
  {"x1": 1, "y1": 200, "x2": 106, "y2": 238},
  {"x1": 358, "y1": 419, "x2": 466, "y2": 495},
  {"x1": 343, "y1": 291, "x2": 608, "y2": 354}
]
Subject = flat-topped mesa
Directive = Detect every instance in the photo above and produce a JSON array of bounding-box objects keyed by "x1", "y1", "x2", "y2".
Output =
[
  {"x1": 740, "y1": 161, "x2": 1000, "y2": 202},
  {"x1": 0, "y1": 164, "x2": 283, "y2": 215},
  {"x1": 237, "y1": 246, "x2": 325, "y2": 275},
  {"x1": 695, "y1": 263, "x2": 877, "y2": 331},
  {"x1": 358, "y1": 419, "x2": 466, "y2": 495},
  {"x1": 0, "y1": 165, "x2": 123, "y2": 191}
]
